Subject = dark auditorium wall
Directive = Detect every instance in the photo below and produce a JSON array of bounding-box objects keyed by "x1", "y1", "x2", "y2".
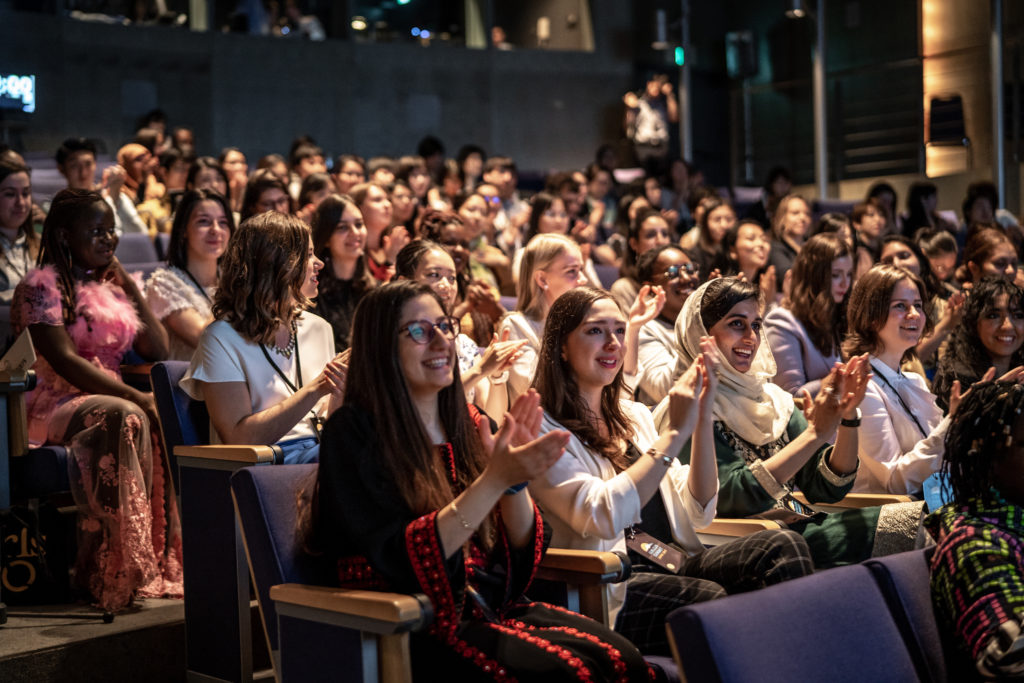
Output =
[{"x1": 0, "y1": 4, "x2": 634, "y2": 172}]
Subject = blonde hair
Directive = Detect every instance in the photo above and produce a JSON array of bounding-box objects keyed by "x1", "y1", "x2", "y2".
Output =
[
  {"x1": 771, "y1": 194, "x2": 810, "y2": 241},
  {"x1": 516, "y1": 233, "x2": 581, "y2": 320}
]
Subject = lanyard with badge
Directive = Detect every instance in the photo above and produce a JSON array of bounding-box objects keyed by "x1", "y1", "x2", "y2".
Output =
[{"x1": 259, "y1": 333, "x2": 323, "y2": 442}]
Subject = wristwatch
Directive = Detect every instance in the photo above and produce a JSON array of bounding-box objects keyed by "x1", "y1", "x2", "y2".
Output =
[{"x1": 840, "y1": 408, "x2": 862, "y2": 428}]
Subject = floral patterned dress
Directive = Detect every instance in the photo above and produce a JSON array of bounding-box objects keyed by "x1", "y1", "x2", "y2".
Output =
[{"x1": 12, "y1": 266, "x2": 183, "y2": 611}]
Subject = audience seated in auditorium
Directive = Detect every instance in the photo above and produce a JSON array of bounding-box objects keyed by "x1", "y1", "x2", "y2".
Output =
[
  {"x1": 609, "y1": 207, "x2": 672, "y2": 312},
  {"x1": 764, "y1": 232, "x2": 852, "y2": 397},
  {"x1": 635, "y1": 244, "x2": 698, "y2": 406},
  {"x1": 932, "y1": 276, "x2": 1024, "y2": 411},
  {"x1": 680, "y1": 196, "x2": 735, "y2": 281},
  {"x1": 844, "y1": 265, "x2": 954, "y2": 496},
  {"x1": 767, "y1": 194, "x2": 812, "y2": 285},
  {"x1": 498, "y1": 233, "x2": 587, "y2": 400},
  {"x1": 530, "y1": 287, "x2": 814, "y2": 655},
  {"x1": 181, "y1": 211, "x2": 344, "y2": 464},
  {"x1": 309, "y1": 194, "x2": 374, "y2": 353},
  {"x1": 13, "y1": 189, "x2": 180, "y2": 611},
  {"x1": 350, "y1": 181, "x2": 404, "y2": 282},
  {"x1": 663, "y1": 277, "x2": 924, "y2": 566},
  {"x1": 145, "y1": 189, "x2": 233, "y2": 361},
  {"x1": 720, "y1": 219, "x2": 776, "y2": 314},
  {"x1": 928, "y1": 380, "x2": 1024, "y2": 680},
  {"x1": 313, "y1": 281, "x2": 652, "y2": 680},
  {"x1": 0, "y1": 157, "x2": 40, "y2": 302}
]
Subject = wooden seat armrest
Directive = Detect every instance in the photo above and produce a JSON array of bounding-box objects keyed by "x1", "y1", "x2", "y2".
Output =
[
  {"x1": 174, "y1": 444, "x2": 280, "y2": 464},
  {"x1": 695, "y1": 518, "x2": 783, "y2": 536},
  {"x1": 792, "y1": 492, "x2": 913, "y2": 508},
  {"x1": 120, "y1": 363, "x2": 155, "y2": 377},
  {"x1": 536, "y1": 549, "x2": 629, "y2": 584},
  {"x1": 270, "y1": 584, "x2": 430, "y2": 634}
]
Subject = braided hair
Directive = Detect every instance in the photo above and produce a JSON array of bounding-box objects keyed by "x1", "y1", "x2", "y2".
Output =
[
  {"x1": 942, "y1": 380, "x2": 1024, "y2": 503},
  {"x1": 38, "y1": 189, "x2": 110, "y2": 326}
]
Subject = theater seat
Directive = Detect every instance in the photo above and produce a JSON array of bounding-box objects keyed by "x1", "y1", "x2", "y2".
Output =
[{"x1": 666, "y1": 563, "x2": 920, "y2": 683}]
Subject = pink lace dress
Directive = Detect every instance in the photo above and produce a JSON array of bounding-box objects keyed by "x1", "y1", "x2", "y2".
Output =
[{"x1": 12, "y1": 266, "x2": 183, "y2": 611}]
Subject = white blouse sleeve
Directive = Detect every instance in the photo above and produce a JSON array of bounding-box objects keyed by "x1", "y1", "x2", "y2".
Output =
[
  {"x1": 637, "y1": 326, "x2": 676, "y2": 403},
  {"x1": 146, "y1": 268, "x2": 197, "y2": 321},
  {"x1": 857, "y1": 380, "x2": 948, "y2": 495},
  {"x1": 180, "y1": 322, "x2": 247, "y2": 399}
]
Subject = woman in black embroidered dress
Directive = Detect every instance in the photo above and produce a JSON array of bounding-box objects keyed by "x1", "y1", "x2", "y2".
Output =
[{"x1": 314, "y1": 281, "x2": 651, "y2": 682}]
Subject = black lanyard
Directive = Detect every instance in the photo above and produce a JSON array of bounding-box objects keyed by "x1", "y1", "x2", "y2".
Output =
[
  {"x1": 180, "y1": 267, "x2": 213, "y2": 303},
  {"x1": 870, "y1": 363, "x2": 928, "y2": 438},
  {"x1": 259, "y1": 330, "x2": 322, "y2": 442}
]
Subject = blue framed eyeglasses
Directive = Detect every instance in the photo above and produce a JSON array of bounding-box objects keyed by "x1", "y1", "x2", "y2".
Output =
[{"x1": 400, "y1": 317, "x2": 460, "y2": 344}]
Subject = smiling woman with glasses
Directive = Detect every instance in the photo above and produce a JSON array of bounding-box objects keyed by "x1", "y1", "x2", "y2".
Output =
[
  {"x1": 311, "y1": 280, "x2": 651, "y2": 680},
  {"x1": 634, "y1": 244, "x2": 699, "y2": 406},
  {"x1": 12, "y1": 188, "x2": 176, "y2": 611},
  {"x1": 396, "y1": 239, "x2": 526, "y2": 417},
  {"x1": 310, "y1": 193, "x2": 376, "y2": 352}
]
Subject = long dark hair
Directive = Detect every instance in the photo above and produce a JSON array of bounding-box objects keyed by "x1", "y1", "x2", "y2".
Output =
[
  {"x1": 933, "y1": 277, "x2": 1024, "y2": 409},
  {"x1": 784, "y1": 232, "x2": 851, "y2": 357},
  {"x1": 37, "y1": 189, "x2": 111, "y2": 325},
  {"x1": 344, "y1": 282, "x2": 488, "y2": 518},
  {"x1": 941, "y1": 380, "x2": 1024, "y2": 502},
  {"x1": 532, "y1": 287, "x2": 635, "y2": 471},
  {"x1": 310, "y1": 194, "x2": 374, "y2": 294},
  {"x1": 166, "y1": 189, "x2": 235, "y2": 270}
]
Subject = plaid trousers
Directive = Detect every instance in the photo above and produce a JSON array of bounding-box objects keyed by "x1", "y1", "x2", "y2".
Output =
[{"x1": 614, "y1": 529, "x2": 814, "y2": 655}]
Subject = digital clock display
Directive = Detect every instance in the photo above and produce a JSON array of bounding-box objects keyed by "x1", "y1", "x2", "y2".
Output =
[{"x1": 0, "y1": 74, "x2": 36, "y2": 113}]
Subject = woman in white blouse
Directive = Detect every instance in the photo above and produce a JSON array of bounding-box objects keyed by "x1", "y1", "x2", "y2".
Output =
[
  {"x1": 529, "y1": 287, "x2": 813, "y2": 655},
  {"x1": 0, "y1": 157, "x2": 39, "y2": 302},
  {"x1": 182, "y1": 211, "x2": 345, "y2": 464},
  {"x1": 843, "y1": 264, "x2": 952, "y2": 495},
  {"x1": 146, "y1": 189, "x2": 233, "y2": 360}
]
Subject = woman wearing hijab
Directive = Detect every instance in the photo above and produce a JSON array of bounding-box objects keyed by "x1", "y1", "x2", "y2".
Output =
[{"x1": 658, "y1": 277, "x2": 928, "y2": 566}]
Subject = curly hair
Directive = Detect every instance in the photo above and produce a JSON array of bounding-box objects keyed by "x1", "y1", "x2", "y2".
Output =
[
  {"x1": 212, "y1": 211, "x2": 313, "y2": 344},
  {"x1": 941, "y1": 380, "x2": 1024, "y2": 503},
  {"x1": 784, "y1": 232, "x2": 851, "y2": 357},
  {"x1": 842, "y1": 264, "x2": 934, "y2": 361},
  {"x1": 932, "y1": 277, "x2": 1024, "y2": 409},
  {"x1": 532, "y1": 287, "x2": 635, "y2": 471}
]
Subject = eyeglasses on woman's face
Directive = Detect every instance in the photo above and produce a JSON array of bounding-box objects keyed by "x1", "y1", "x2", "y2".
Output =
[
  {"x1": 664, "y1": 262, "x2": 696, "y2": 280},
  {"x1": 400, "y1": 317, "x2": 460, "y2": 344}
]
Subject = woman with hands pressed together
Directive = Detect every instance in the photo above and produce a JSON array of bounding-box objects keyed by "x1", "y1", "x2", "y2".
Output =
[
  {"x1": 12, "y1": 189, "x2": 180, "y2": 611},
  {"x1": 529, "y1": 287, "x2": 814, "y2": 655},
  {"x1": 663, "y1": 277, "x2": 925, "y2": 566},
  {"x1": 313, "y1": 281, "x2": 650, "y2": 682},
  {"x1": 182, "y1": 211, "x2": 345, "y2": 464}
]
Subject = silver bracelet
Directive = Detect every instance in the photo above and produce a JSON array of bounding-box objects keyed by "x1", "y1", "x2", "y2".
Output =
[
  {"x1": 449, "y1": 501, "x2": 474, "y2": 530},
  {"x1": 646, "y1": 447, "x2": 673, "y2": 467}
]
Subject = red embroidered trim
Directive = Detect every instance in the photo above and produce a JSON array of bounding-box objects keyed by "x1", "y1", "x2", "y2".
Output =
[
  {"x1": 336, "y1": 556, "x2": 387, "y2": 590},
  {"x1": 542, "y1": 626, "x2": 630, "y2": 683},
  {"x1": 439, "y1": 443, "x2": 457, "y2": 485},
  {"x1": 526, "y1": 505, "x2": 545, "y2": 592},
  {"x1": 449, "y1": 631, "x2": 517, "y2": 681},
  {"x1": 519, "y1": 600, "x2": 599, "y2": 625},
  {"x1": 404, "y1": 511, "x2": 458, "y2": 636},
  {"x1": 489, "y1": 621, "x2": 594, "y2": 682}
]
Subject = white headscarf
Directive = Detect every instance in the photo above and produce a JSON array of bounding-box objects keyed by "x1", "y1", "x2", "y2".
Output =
[{"x1": 654, "y1": 279, "x2": 794, "y2": 446}]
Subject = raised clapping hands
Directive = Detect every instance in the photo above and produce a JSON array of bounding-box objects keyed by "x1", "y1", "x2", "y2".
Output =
[
  {"x1": 802, "y1": 353, "x2": 872, "y2": 436},
  {"x1": 629, "y1": 285, "x2": 666, "y2": 328},
  {"x1": 318, "y1": 350, "x2": 349, "y2": 403},
  {"x1": 477, "y1": 328, "x2": 528, "y2": 379},
  {"x1": 949, "y1": 365, "x2": 1024, "y2": 416},
  {"x1": 668, "y1": 337, "x2": 719, "y2": 436},
  {"x1": 478, "y1": 389, "x2": 571, "y2": 488}
]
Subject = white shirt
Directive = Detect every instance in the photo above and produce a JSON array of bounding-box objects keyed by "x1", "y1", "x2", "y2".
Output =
[
  {"x1": 855, "y1": 358, "x2": 948, "y2": 495},
  {"x1": 637, "y1": 317, "x2": 677, "y2": 407},
  {"x1": 530, "y1": 401, "x2": 716, "y2": 621},
  {"x1": 496, "y1": 311, "x2": 543, "y2": 401},
  {"x1": 145, "y1": 266, "x2": 215, "y2": 361},
  {"x1": 181, "y1": 313, "x2": 335, "y2": 444}
]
